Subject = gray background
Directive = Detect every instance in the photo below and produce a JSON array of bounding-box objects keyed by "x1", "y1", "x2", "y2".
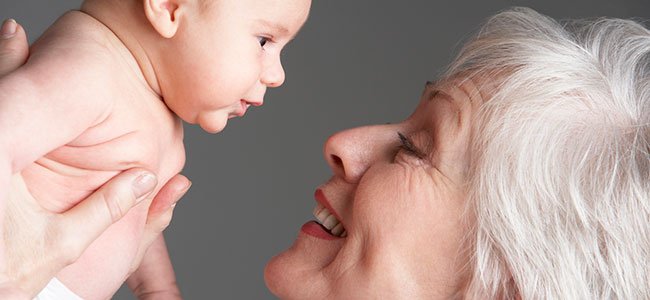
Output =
[{"x1": 1, "y1": 0, "x2": 648, "y2": 299}]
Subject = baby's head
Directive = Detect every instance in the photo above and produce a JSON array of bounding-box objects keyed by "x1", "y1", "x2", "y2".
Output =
[{"x1": 85, "y1": 0, "x2": 311, "y2": 133}]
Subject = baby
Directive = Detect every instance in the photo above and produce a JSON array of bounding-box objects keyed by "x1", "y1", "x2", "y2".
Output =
[{"x1": 0, "y1": 0, "x2": 310, "y2": 298}]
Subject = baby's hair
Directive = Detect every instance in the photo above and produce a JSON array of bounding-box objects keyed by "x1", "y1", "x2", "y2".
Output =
[{"x1": 446, "y1": 7, "x2": 649, "y2": 299}]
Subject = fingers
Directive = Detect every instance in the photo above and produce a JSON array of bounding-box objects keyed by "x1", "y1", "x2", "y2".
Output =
[
  {"x1": 57, "y1": 169, "x2": 158, "y2": 261},
  {"x1": 0, "y1": 19, "x2": 29, "y2": 76},
  {"x1": 129, "y1": 175, "x2": 190, "y2": 273},
  {"x1": 145, "y1": 174, "x2": 189, "y2": 234},
  {"x1": 147, "y1": 174, "x2": 190, "y2": 218}
]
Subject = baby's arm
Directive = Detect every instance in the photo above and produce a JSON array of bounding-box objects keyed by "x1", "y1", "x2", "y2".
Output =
[
  {"x1": 0, "y1": 38, "x2": 114, "y2": 200},
  {"x1": 127, "y1": 236, "x2": 182, "y2": 299}
]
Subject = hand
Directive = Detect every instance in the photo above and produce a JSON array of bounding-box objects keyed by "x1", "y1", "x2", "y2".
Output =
[
  {"x1": 129, "y1": 175, "x2": 190, "y2": 275},
  {"x1": 3, "y1": 169, "x2": 157, "y2": 296},
  {"x1": 3, "y1": 169, "x2": 189, "y2": 298},
  {"x1": 0, "y1": 18, "x2": 32, "y2": 299},
  {"x1": 0, "y1": 19, "x2": 28, "y2": 76},
  {"x1": 3, "y1": 172, "x2": 189, "y2": 299}
]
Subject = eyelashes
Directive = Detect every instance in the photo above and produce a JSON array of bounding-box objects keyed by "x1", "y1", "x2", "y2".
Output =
[
  {"x1": 258, "y1": 36, "x2": 270, "y2": 48},
  {"x1": 397, "y1": 132, "x2": 426, "y2": 159}
]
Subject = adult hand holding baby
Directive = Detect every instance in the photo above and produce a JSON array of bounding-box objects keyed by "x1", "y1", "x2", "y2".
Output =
[{"x1": 0, "y1": 19, "x2": 189, "y2": 299}]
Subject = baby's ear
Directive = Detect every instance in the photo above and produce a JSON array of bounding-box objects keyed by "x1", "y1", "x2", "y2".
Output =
[{"x1": 143, "y1": 0, "x2": 185, "y2": 38}]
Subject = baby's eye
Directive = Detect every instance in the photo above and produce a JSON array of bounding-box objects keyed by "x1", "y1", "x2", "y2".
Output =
[{"x1": 258, "y1": 36, "x2": 269, "y2": 48}]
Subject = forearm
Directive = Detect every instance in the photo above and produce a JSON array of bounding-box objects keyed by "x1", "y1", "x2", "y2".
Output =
[{"x1": 127, "y1": 235, "x2": 181, "y2": 300}]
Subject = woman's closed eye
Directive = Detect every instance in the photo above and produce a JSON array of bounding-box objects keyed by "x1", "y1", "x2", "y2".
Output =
[{"x1": 397, "y1": 132, "x2": 426, "y2": 160}]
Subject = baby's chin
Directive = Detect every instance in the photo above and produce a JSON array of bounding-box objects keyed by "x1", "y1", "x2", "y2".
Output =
[{"x1": 196, "y1": 113, "x2": 228, "y2": 134}]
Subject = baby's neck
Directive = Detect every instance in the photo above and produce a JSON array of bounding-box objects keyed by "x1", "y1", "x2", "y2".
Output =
[{"x1": 80, "y1": 0, "x2": 162, "y2": 96}]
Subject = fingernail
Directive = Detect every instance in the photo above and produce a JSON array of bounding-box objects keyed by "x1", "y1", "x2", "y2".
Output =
[
  {"x1": 133, "y1": 173, "x2": 157, "y2": 200},
  {"x1": 1, "y1": 19, "x2": 17, "y2": 39}
]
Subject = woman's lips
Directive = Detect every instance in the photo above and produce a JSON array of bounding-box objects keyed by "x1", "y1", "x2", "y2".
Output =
[
  {"x1": 301, "y1": 221, "x2": 339, "y2": 240},
  {"x1": 315, "y1": 189, "x2": 343, "y2": 224},
  {"x1": 301, "y1": 189, "x2": 347, "y2": 240}
]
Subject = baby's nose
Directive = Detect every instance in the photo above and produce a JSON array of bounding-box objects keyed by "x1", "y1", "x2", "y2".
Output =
[{"x1": 262, "y1": 60, "x2": 285, "y2": 88}]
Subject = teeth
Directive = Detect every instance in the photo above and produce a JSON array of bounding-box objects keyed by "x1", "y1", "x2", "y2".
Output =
[
  {"x1": 316, "y1": 206, "x2": 329, "y2": 221},
  {"x1": 323, "y1": 214, "x2": 338, "y2": 229},
  {"x1": 331, "y1": 223, "x2": 344, "y2": 236},
  {"x1": 313, "y1": 203, "x2": 325, "y2": 216},
  {"x1": 312, "y1": 204, "x2": 347, "y2": 237}
]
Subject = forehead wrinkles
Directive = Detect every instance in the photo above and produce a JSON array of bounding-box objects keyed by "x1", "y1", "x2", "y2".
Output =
[{"x1": 415, "y1": 81, "x2": 475, "y2": 182}]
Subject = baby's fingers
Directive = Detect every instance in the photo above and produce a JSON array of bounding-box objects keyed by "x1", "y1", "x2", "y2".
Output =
[{"x1": 0, "y1": 19, "x2": 28, "y2": 76}]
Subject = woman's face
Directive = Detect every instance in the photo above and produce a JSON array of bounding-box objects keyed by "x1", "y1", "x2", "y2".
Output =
[{"x1": 265, "y1": 79, "x2": 485, "y2": 299}]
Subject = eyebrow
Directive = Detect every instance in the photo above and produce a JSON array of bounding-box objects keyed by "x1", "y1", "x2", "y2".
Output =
[
  {"x1": 428, "y1": 89, "x2": 455, "y2": 104},
  {"x1": 429, "y1": 89, "x2": 464, "y2": 127},
  {"x1": 256, "y1": 19, "x2": 291, "y2": 37}
]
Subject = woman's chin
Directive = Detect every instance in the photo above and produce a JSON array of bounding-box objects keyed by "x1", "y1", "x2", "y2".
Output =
[
  {"x1": 263, "y1": 252, "x2": 292, "y2": 298},
  {"x1": 264, "y1": 232, "x2": 343, "y2": 298},
  {"x1": 264, "y1": 249, "x2": 316, "y2": 299}
]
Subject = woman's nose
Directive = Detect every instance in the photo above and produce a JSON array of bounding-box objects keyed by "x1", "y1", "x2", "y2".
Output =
[
  {"x1": 323, "y1": 124, "x2": 399, "y2": 183},
  {"x1": 261, "y1": 58, "x2": 285, "y2": 88}
]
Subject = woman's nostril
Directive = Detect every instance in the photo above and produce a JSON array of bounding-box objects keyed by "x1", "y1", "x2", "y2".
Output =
[{"x1": 331, "y1": 155, "x2": 343, "y2": 169}]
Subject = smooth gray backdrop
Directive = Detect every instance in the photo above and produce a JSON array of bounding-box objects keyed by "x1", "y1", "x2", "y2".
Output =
[{"x1": 1, "y1": 1, "x2": 648, "y2": 299}]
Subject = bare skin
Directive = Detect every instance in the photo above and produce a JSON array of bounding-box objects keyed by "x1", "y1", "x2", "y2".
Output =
[
  {"x1": 0, "y1": 0, "x2": 310, "y2": 297},
  {"x1": 0, "y1": 18, "x2": 189, "y2": 299},
  {"x1": 0, "y1": 11, "x2": 185, "y2": 298}
]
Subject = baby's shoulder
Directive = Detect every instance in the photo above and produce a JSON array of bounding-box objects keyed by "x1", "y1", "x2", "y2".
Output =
[
  {"x1": 27, "y1": 10, "x2": 135, "y2": 89},
  {"x1": 31, "y1": 11, "x2": 113, "y2": 57}
]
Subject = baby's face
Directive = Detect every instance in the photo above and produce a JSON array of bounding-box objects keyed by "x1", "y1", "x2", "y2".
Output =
[{"x1": 158, "y1": 0, "x2": 311, "y2": 133}]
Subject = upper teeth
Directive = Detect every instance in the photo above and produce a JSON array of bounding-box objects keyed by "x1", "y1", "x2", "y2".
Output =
[{"x1": 313, "y1": 203, "x2": 347, "y2": 237}]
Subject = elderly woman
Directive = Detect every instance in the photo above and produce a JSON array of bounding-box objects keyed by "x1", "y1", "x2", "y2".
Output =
[
  {"x1": 0, "y1": 6, "x2": 647, "y2": 299},
  {"x1": 265, "y1": 7, "x2": 649, "y2": 299}
]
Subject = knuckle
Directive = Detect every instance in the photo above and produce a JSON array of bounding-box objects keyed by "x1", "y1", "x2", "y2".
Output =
[
  {"x1": 101, "y1": 188, "x2": 128, "y2": 224},
  {"x1": 51, "y1": 226, "x2": 82, "y2": 265}
]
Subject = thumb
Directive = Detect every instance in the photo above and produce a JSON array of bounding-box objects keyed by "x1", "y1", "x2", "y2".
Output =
[
  {"x1": 57, "y1": 169, "x2": 158, "y2": 258},
  {"x1": 0, "y1": 19, "x2": 29, "y2": 76}
]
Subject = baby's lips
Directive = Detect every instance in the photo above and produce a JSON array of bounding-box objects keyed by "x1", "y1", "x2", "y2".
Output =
[{"x1": 243, "y1": 98, "x2": 264, "y2": 107}]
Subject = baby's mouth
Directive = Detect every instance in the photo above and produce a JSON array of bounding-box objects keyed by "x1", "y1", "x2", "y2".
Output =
[{"x1": 313, "y1": 203, "x2": 347, "y2": 238}]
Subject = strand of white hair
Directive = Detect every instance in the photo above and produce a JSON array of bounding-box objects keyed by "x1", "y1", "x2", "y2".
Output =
[{"x1": 445, "y1": 7, "x2": 649, "y2": 299}]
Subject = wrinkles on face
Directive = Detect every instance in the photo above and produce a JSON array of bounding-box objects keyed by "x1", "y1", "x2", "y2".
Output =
[{"x1": 266, "y1": 79, "x2": 483, "y2": 299}]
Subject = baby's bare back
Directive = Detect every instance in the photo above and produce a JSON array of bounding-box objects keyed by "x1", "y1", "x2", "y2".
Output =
[{"x1": 16, "y1": 11, "x2": 185, "y2": 299}]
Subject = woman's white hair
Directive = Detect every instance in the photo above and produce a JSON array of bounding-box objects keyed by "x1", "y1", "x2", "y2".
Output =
[{"x1": 445, "y1": 7, "x2": 649, "y2": 299}]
